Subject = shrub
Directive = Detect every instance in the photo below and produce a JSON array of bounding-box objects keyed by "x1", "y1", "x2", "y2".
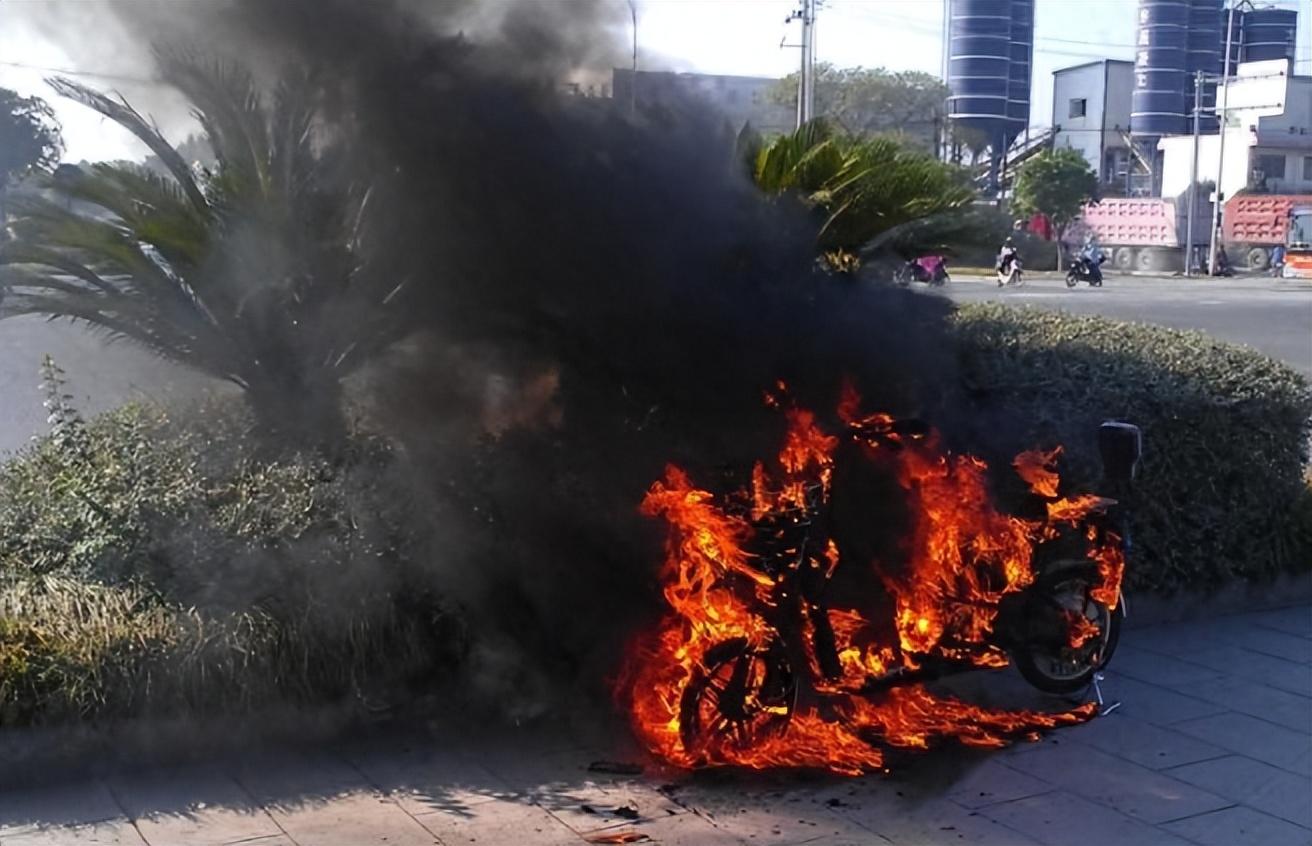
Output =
[
  {"x1": 0, "y1": 398, "x2": 464, "y2": 726},
  {"x1": 0, "y1": 404, "x2": 203, "y2": 577},
  {"x1": 951, "y1": 303, "x2": 1312, "y2": 592},
  {"x1": 0, "y1": 574, "x2": 461, "y2": 725}
]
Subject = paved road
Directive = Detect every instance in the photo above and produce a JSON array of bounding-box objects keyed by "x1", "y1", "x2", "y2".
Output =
[
  {"x1": 0, "y1": 316, "x2": 213, "y2": 455},
  {"x1": 943, "y1": 275, "x2": 1312, "y2": 377},
  {"x1": 2, "y1": 275, "x2": 1307, "y2": 454},
  {"x1": 2, "y1": 605, "x2": 1307, "y2": 845}
]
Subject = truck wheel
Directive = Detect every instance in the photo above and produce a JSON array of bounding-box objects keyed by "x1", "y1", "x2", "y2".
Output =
[
  {"x1": 1112, "y1": 248, "x2": 1136, "y2": 272},
  {"x1": 1134, "y1": 249, "x2": 1156, "y2": 272},
  {"x1": 1246, "y1": 247, "x2": 1269, "y2": 271}
]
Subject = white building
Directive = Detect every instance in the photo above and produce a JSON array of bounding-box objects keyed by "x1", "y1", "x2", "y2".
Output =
[
  {"x1": 1157, "y1": 73, "x2": 1312, "y2": 199},
  {"x1": 1051, "y1": 60, "x2": 1135, "y2": 186}
]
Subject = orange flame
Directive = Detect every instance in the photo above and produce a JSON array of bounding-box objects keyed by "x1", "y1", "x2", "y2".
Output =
[
  {"x1": 1014, "y1": 447, "x2": 1063, "y2": 499},
  {"x1": 621, "y1": 387, "x2": 1118, "y2": 775}
]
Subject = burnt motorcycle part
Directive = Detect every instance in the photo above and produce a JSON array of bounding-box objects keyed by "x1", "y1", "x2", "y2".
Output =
[
  {"x1": 1099, "y1": 422, "x2": 1142, "y2": 483},
  {"x1": 679, "y1": 637, "x2": 796, "y2": 755}
]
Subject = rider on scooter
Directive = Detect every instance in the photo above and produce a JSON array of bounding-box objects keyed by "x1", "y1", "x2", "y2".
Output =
[
  {"x1": 997, "y1": 237, "x2": 1019, "y2": 276},
  {"x1": 1075, "y1": 234, "x2": 1105, "y2": 284}
]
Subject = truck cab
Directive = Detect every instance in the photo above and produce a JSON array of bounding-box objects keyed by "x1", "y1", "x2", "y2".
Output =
[{"x1": 1285, "y1": 206, "x2": 1312, "y2": 280}]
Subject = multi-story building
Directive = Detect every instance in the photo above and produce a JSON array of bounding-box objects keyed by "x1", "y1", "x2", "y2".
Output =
[
  {"x1": 1050, "y1": 59, "x2": 1136, "y2": 187},
  {"x1": 1157, "y1": 73, "x2": 1312, "y2": 197}
]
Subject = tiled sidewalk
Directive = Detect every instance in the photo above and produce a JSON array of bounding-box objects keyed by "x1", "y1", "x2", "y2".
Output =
[{"x1": 1, "y1": 604, "x2": 1308, "y2": 846}]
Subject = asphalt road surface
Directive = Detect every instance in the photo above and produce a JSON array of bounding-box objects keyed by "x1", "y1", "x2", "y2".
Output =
[
  {"x1": 0, "y1": 316, "x2": 215, "y2": 455},
  {"x1": 1, "y1": 275, "x2": 1308, "y2": 454},
  {"x1": 943, "y1": 273, "x2": 1312, "y2": 377}
]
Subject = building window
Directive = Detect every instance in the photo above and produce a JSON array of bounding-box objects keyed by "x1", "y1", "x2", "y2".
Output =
[
  {"x1": 1304, "y1": 156, "x2": 1312, "y2": 181},
  {"x1": 1255, "y1": 154, "x2": 1286, "y2": 180},
  {"x1": 1069, "y1": 98, "x2": 1087, "y2": 118}
]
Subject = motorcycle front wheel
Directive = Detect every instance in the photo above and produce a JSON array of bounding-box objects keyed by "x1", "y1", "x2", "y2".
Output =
[
  {"x1": 1012, "y1": 565, "x2": 1123, "y2": 694},
  {"x1": 1065, "y1": 272, "x2": 1078, "y2": 288},
  {"x1": 678, "y1": 637, "x2": 796, "y2": 758}
]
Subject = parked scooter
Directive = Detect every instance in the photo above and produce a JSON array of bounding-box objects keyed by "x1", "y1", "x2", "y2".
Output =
[{"x1": 895, "y1": 255, "x2": 951, "y2": 287}]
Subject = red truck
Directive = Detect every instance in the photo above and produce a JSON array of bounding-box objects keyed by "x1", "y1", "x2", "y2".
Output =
[
  {"x1": 1224, "y1": 194, "x2": 1312, "y2": 271},
  {"x1": 1069, "y1": 193, "x2": 1311, "y2": 273}
]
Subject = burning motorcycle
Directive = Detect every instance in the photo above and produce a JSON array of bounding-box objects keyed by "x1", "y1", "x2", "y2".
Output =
[{"x1": 628, "y1": 388, "x2": 1140, "y2": 773}]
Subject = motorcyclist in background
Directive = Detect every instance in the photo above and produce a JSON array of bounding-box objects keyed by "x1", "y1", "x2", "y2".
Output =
[
  {"x1": 997, "y1": 238, "x2": 1018, "y2": 274},
  {"x1": 1080, "y1": 233, "x2": 1104, "y2": 267},
  {"x1": 996, "y1": 237, "x2": 1024, "y2": 287}
]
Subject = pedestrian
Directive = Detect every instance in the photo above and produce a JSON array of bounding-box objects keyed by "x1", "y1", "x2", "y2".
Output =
[{"x1": 1271, "y1": 243, "x2": 1285, "y2": 278}]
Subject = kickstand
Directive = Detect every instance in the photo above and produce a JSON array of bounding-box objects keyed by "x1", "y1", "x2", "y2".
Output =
[{"x1": 1092, "y1": 672, "x2": 1121, "y2": 716}]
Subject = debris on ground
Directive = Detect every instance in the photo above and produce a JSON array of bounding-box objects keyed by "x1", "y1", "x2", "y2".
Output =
[{"x1": 589, "y1": 760, "x2": 645, "y2": 775}]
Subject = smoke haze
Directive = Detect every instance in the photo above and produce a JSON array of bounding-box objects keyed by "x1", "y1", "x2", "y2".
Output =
[{"x1": 26, "y1": 0, "x2": 963, "y2": 716}]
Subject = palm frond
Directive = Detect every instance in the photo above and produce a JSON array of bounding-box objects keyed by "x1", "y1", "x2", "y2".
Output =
[
  {"x1": 50, "y1": 163, "x2": 210, "y2": 273},
  {"x1": 0, "y1": 242, "x2": 122, "y2": 296},
  {"x1": 45, "y1": 76, "x2": 209, "y2": 215},
  {"x1": 154, "y1": 49, "x2": 270, "y2": 202}
]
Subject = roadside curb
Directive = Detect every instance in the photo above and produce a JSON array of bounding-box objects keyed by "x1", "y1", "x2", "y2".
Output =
[{"x1": 1124, "y1": 569, "x2": 1312, "y2": 628}]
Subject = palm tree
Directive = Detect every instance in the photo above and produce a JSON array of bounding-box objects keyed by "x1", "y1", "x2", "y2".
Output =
[
  {"x1": 0, "y1": 54, "x2": 405, "y2": 442},
  {"x1": 743, "y1": 119, "x2": 977, "y2": 270}
]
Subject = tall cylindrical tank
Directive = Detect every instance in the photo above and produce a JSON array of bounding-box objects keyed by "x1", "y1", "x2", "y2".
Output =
[
  {"x1": 1240, "y1": 6, "x2": 1297, "y2": 63},
  {"x1": 1131, "y1": 0, "x2": 1191, "y2": 138},
  {"x1": 1186, "y1": 0, "x2": 1222, "y2": 132},
  {"x1": 947, "y1": 0, "x2": 1013, "y2": 148},
  {"x1": 1006, "y1": 0, "x2": 1035, "y2": 136}
]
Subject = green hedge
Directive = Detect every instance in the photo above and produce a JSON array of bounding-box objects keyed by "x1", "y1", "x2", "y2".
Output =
[
  {"x1": 951, "y1": 303, "x2": 1312, "y2": 592},
  {"x1": 0, "y1": 403, "x2": 463, "y2": 725}
]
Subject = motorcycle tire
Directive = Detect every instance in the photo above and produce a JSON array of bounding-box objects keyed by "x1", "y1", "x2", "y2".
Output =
[
  {"x1": 678, "y1": 637, "x2": 796, "y2": 756},
  {"x1": 1012, "y1": 562, "x2": 1123, "y2": 695},
  {"x1": 1065, "y1": 272, "x2": 1078, "y2": 288}
]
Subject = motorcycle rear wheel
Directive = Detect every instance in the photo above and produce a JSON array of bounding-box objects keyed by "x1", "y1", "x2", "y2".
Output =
[{"x1": 1013, "y1": 565, "x2": 1123, "y2": 694}]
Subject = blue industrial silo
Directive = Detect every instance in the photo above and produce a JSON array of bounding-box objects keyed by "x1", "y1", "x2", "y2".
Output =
[
  {"x1": 1186, "y1": 0, "x2": 1222, "y2": 132},
  {"x1": 947, "y1": 0, "x2": 1019, "y2": 187},
  {"x1": 1131, "y1": 0, "x2": 1191, "y2": 138},
  {"x1": 1240, "y1": 6, "x2": 1297, "y2": 63},
  {"x1": 1006, "y1": 0, "x2": 1035, "y2": 136}
]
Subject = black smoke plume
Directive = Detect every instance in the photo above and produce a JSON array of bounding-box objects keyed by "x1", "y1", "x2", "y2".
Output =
[{"x1": 99, "y1": 0, "x2": 961, "y2": 716}]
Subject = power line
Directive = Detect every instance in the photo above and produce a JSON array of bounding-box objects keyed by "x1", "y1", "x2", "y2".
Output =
[{"x1": 0, "y1": 60, "x2": 163, "y2": 87}]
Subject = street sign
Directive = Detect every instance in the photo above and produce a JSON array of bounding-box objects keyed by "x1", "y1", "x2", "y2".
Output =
[{"x1": 1224, "y1": 59, "x2": 1290, "y2": 118}]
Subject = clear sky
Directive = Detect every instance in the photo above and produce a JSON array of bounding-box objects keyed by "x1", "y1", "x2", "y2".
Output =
[{"x1": 1, "y1": 0, "x2": 1308, "y2": 163}]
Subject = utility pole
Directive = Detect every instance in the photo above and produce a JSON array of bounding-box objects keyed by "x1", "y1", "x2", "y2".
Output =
[
  {"x1": 627, "y1": 0, "x2": 638, "y2": 118},
  {"x1": 1185, "y1": 69, "x2": 1204, "y2": 277},
  {"x1": 1208, "y1": 2, "x2": 1243, "y2": 275},
  {"x1": 787, "y1": 0, "x2": 817, "y2": 128}
]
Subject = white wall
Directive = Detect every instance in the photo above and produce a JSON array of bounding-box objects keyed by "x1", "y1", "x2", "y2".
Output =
[
  {"x1": 1159, "y1": 77, "x2": 1312, "y2": 198},
  {"x1": 1159, "y1": 134, "x2": 1312, "y2": 198},
  {"x1": 1053, "y1": 63, "x2": 1108, "y2": 178},
  {"x1": 1103, "y1": 62, "x2": 1134, "y2": 139}
]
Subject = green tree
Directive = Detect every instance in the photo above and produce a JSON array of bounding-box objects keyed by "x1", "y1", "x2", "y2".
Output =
[
  {"x1": 746, "y1": 119, "x2": 976, "y2": 271},
  {"x1": 1010, "y1": 148, "x2": 1099, "y2": 268},
  {"x1": 0, "y1": 55, "x2": 405, "y2": 444},
  {"x1": 768, "y1": 64, "x2": 949, "y2": 150},
  {"x1": 0, "y1": 89, "x2": 63, "y2": 237}
]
